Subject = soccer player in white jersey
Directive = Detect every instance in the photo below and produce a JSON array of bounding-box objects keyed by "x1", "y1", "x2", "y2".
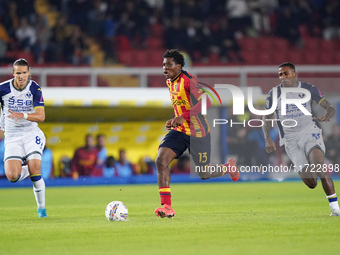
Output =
[
  {"x1": 0, "y1": 58, "x2": 47, "y2": 218},
  {"x1": 262, "y1": 62, "x2": 340, "y2": 216}
]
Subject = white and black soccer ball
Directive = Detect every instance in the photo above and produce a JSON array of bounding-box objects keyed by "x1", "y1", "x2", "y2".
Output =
[{"x1": 105, "y1": 201, "x2": 128, "y2": 221}]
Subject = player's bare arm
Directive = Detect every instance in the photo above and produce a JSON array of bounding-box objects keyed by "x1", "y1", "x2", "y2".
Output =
[
  {"x1": 313, "y1": 99, "x2": 335, "y2": 122},
  {"x1": 171, "y1": 115, "x2": 185, "y2": 127},
  {"x1": 8, "y1": 107, "x2": 45, "y2": 122},
  {"x1": 165, "y1": 119, "x2": 172, "y2": 130},
  {"x1": 262, "y1": 113, "x2": 276, "y2": 153}
]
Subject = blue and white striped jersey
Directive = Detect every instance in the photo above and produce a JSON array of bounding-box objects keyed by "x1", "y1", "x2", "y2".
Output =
[
  {"x1": 0, "y1": 79, "x2": 44, "y2": 136},
  {"x1": 265, "y1": 81, "x2": 324, "y2": 145}
]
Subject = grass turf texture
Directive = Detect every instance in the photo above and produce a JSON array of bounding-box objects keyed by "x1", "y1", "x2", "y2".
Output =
[{"x1": 1, "y1": 181, "x2": 340, "y2": 255}]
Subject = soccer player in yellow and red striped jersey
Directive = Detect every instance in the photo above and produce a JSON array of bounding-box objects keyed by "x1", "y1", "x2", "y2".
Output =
[{"x1": 154, "y1": 49, "x2": 240, "y2": 218}]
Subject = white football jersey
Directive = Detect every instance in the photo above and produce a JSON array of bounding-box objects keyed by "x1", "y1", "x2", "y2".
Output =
[
  {"x1": 265, "y1": 81, "x2": 324, "y2": 145},
  {"x1": 0, "y1": 79, "x2": 44, "y2": 136}
]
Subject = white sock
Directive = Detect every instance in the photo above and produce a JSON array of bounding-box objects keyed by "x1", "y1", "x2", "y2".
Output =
[
  {"x1": 326, "y1": 193, "x2": 340, "y2": 211},
  {"x1": 32, "y1": 178, "x2": 46, "y2": 209},
  {"x1": 17, "y1": 165, "x2": 30, "y2": 182}
]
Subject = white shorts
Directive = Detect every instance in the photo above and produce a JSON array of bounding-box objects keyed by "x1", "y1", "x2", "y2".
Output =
[
  {"x1": 4, "y1": 128, "x2": 46, "y2": 162},
  {"x1": 284, "y1": 125, "x2": 325, "y2": 173}
]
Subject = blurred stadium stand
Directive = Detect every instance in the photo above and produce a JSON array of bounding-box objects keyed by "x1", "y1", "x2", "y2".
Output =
[
  {"x1": 0, "y1": 0, "x2": 340, "y2": 68},
  {"x1": 0, "y1": 0, "x2": 340, "y2": 179},
  {"x1": 41, "y1": 121, "x2": 168, "y2": 176}
]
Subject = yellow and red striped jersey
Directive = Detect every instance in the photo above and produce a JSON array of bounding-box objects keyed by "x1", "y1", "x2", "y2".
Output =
[{"x1": 166, "y1": 70, "x2": 210, "y2": 138}]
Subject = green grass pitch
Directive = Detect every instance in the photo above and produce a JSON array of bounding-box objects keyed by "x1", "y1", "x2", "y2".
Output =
[{"x1": 1, "y1": 181, "x2": 340, "y2": 255}]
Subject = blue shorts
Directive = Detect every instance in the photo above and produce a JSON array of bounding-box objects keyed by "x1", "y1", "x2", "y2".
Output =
[{"x1": 159, "y1": 130, "x2": 211, "y2": 166}]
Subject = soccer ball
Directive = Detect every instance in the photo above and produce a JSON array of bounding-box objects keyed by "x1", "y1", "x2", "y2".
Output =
[{"x1": 105, "y1": 201, "x2": 128, "y2": 221}]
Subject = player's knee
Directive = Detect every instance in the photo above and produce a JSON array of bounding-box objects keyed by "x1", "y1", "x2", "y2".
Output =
[
  {"x1": 155, "y1": 156, "x2": 168, "y2": 170},
  {"x1": 305, "y1": 179, "x2": 318, "y2": 189},
  {"x1": 6, "y1": 172, "x2": 20, "y2": 183}
]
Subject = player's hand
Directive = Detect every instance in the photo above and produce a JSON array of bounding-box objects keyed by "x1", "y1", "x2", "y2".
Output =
[
  {"x1": 265, "y1": 138, "x2": 276, "y2": 153},
  {"x1": 8, "y1": 110, "x2": 24, "y2": 122},
  {"x1": 313, "y1": 116, "x2": 331, "y2": 122},
  {"x1": 165, "y1": 119, "x2": 172, "y2": 130},
  {"x1": 171, "y1": 116, "x2": 185, "y2": 128}
]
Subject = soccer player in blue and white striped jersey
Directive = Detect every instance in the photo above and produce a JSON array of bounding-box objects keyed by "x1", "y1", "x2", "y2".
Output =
[
  {"x1": 0, "y1": 58, "x2": 47, "y2": 218},
  {"x1": 263, "y1": 62, "x2": 339, "y2": 216}
]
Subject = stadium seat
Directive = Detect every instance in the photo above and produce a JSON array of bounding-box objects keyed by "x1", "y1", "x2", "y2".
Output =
[
  {"x1": 134, "y1": 50, "x2": 148, "y2": 67},
  {"x1": 209, "y1": 52, "x2": 220, "y2": 65},
  {"x1": 304, "y1": 38, "x2": 320, "y2": 51},
  {"x1": 257, "y1": 37, "x2": 273, "y2": 51},
  {"x1": 97, "y1": 77, "x2": 110, "y2": 87},
  {"x1": 118, "y1": 51, "x2": 133, "y2": 66},
  {"x1": 147, "y1": 37, "x2": 163, "y2": 49},
  {"x1": 148, "y1": 50, "x2": 165, "y2": 67},
  {"x1": 333, "y1": 52, "x2": 340, "y2": 64},
  {"x1": 78, "y1": 75, "x2": 89, "y2": 87},
  {"x1": 301, "y1": 50, "x2": 318, "y2": 64},
  {"x1": 257, "y1": 50, "x2": 273, "y2": 65},
  {"x1": 17, "y1": 51, "x2": 34, "y2": 63},
  {"x1": 238, "y1": 37, "x2": 258, "y2": 51},
  {"x1": 116, "y1": 35, "x2": 132, "y2": 51},
  {"x1": 319, "y1": 52, "x2": 333, "y2": 65},
  {"x1": 151, "y1": 23, "x2": 164, "y2": 37},
  {"x1": 271, "y1": 37, "x2": 289, "y2": 51},
  {"x1": 5, "y1": 50, "x2": 18, "y2": 59},
  {"x1": 299, "y1": 25, "x2": 310, "y2": 39},
  {"x1": 272, "y1": 51, "x2": 288, "y2": 64},
  {"x1": 148, "y1": 75, "x2": 164, "y2": 87},
  {"x1": 64, "y1": 76, "x2": 78, "y2": 87},
  {"x1": 287, "y1": 50, "x2": 303, "y2": 64},
  {"x1": 48, "y1": 76, "x2": 63, "y2": 87},
  {"x1": 319, "y1": 40, "x2": 336, "y2": 52},
  {"x1": 242, "y1": 50, "x2": 257, "y2": 65}
]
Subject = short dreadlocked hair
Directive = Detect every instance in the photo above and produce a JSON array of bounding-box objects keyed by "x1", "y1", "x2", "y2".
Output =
[{"x1": 163, "y1": 49, "x2": 185, "y2": 67}]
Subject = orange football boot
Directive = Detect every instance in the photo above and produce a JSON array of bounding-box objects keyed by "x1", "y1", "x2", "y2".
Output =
[
  {"x1": 154, "y1": 204, "x2": 176, "y2": 218},
  {"x1": 224, "y1": 158, "x2": 240, "y2": 181}
]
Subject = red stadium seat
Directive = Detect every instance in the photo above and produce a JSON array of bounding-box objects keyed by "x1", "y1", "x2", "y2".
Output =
[
  {"x1": 97, "y1": 77, "x2": 109, "y2": 87},
  {"x1": 287, "y1": 50, "x2": 303, "y2": 64},
  {"x1": 301, "y1": 50, "x2": 318, "y2": 64},
  {"x1": 149, "y1": 50, "x2": 166, "y2": 67},
  {"x1": 304, "y1": 38, "x2": 320, "y2": 51},
  {"x1": 333, "y1": 52, "x2": 340, "y2": 64},
  {"x1": 257, "y1": 50, "x2": 273, "y2": 65},
  {"x1": 151, "y1": 23, "x2": 164, "y2": 37},
  {"x1": 319, "y1": 52, "x2": 333, "y2": 65},
  {"x1": 299, "y1": 25, "x2": 311, "y2": 39},
  {"x1": 319, "y1": 40, "x2": 336, "y2": 52},
  {"x1": 257, "y1": 37, "x2": 273, "y2": 51},
  {"x1": 48, "y1": 76, "x2": 63, "y2": 87},
  {"x1": 238, "y1": 37, "x2": 258, "y2": 51},
  {"x1": 134, "y1": 50, "x2": 148, "y2": 67},
  {"x1": 271, "y1": 37, "x2": 289, "y2": 51},
  {"x1": 209, "y1": 52, "x2": 220, "y2": 65},
  {"x1": 116, "y1": 35, "x2": 132, "y2": 51},
  {"x1": 242, "y1": 50, "x2": 257, "y2": 65},
  {"x1": 64, "y1": 76, "x2": 78, "y2": 87},
  {"x1": 78, "y1": 75, "x2": 89, "y2": 87},
  {"x1": 148, "y1": 76, "x2": 164, "y2": 87},
  {"x1": 147, "y1": 37, "x2": 163, "y2": 49},
  {"x1": 118, "y1": 51, "x2": 133, "y2": 66},
  {"x1": 272, "y1": 51, "x2": 288, "y2": 64},
  {"x1": 16, "y1": 51, "x2": 34, "y2": 64}
]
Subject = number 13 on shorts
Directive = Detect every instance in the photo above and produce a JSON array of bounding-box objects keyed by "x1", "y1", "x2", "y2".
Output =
[{"x1": 198, "y1": 152, "x2": 208, "y2": 163}]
